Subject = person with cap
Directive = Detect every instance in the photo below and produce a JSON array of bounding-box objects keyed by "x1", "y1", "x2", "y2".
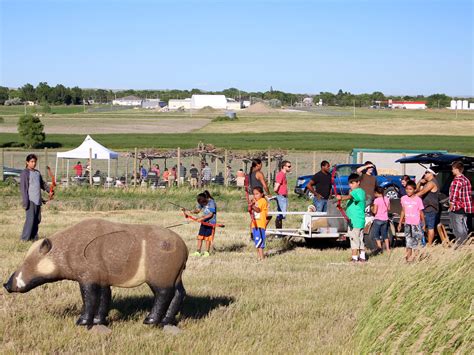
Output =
[
  {"x1": 416, "y1": 168, "x2": 440, "y2": 245},
  {"x1": 356, "y1": 161, "x2": 377, "y2": 206},
  {"x1": 449, "y1": 161, "x2": 472, "y2": 247}
]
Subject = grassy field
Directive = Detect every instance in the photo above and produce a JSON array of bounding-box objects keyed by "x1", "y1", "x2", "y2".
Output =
[{"x1": 0, "y1": 186, "x2": 472, "y2": 353}]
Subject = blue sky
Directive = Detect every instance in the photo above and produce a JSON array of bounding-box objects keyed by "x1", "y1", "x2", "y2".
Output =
[{"x1": 1, "y1": 0, "x2": 472, "y2": 95}]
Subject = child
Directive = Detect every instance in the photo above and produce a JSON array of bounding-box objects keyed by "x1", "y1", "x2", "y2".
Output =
[
  {"x1": 398, "y1": 180, "x2": 425, "y2": 262},
  {"x1": 249, "y1": 186, "x2": 269, "y2": 260},
  {"x1": 336, "y1": 173, "x2": 366, "y2": 263},
  {"x1": 372, "y1": 186, "x2": 391, "y2": 254},
  {"x1": 190, "y1": 192, "x2": 217, "y2": 257}
]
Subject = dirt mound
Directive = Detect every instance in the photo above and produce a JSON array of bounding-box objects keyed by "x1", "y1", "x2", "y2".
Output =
[
  {"x1": 198, "y1": 106, "x2": 219, "y2": 114},
  {"x1": 244, "y1": 102, "x2": 276, "y2": 113}
]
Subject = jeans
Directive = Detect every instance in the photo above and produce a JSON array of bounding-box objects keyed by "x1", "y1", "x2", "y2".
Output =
[
  {"x1": 372, "y1": 219, "x2": 388, "y2": 241},
  {"x1": 313, "y1": 197, "x2": 328, "y2": 212},
  {"x1": 450, "y1": 212, "x2": 469, "y2": 246},
  {"x1": 276, "y1": 195, "x2": 288, "y2": 220}
]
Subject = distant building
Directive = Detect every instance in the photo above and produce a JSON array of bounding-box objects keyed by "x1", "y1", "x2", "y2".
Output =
[
  {"x1": 389, "y1": 100, "x2": 427, "y2": 110},
  {"x1": 242, "y1": 100, "x2": 251, "y2": 108},
  {"x1": 303, "y1": 97, "x2": 313, "y2": 107},
  {"x1": 168, "y1": 94, "x2": 242, "y2": 110},
  {"x1": 142, "y1": 99, "x2": 166, "y2": 109},
  {"x1": 112, "y1": 95, "x2": 143, "y2": 106},
  {"x1": 169, "y1": 98, "x2": 191, "y2": 110}
]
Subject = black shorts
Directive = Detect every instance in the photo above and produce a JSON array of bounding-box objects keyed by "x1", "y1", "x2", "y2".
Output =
[{"x1": 198, "y1": 224, "x2": 214, "y2": 237}]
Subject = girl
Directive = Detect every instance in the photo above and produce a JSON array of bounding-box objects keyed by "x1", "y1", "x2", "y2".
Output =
[
  {"x1": 190, "y1": 192, "x2": 217, "y2": 257},
  {"x1": 249, "y1": 186, "x2": 269, "y2": 260},
  {"x1": 371, "y1": 186, "x2": 391, "y2": 254}
]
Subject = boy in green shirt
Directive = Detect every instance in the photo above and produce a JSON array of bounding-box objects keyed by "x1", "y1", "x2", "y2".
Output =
[{"x1": 336, "y1": 173, "x2": 366, "y2": 262}]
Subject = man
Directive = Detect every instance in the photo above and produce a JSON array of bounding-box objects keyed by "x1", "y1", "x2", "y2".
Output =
[
  {"x1": 202, "y1": 163, "x2": 212, "y2": 186},
  {"x1": 20, "y1": 154, "x2": 51, "y2": 241},
  {"x1": 307, "y1": 160, "x2": 332, "y2": 212},
  {"x1": 140, "y1": 165, "x2": 148, "y2": 181},
  {"x1": 274, "y1": 160, "x2": 291, "y2": 228},
  {"x1": 179, "y1": 163, "x2": 187, "y2": 185},
  {"x1": 357, "y1": 161, "x2": 377, "y2": 206},
  {"x1": 73, "y1": 161, "x2": 83, "y2": 177},
  {"x1": 189, "y1": 164, "x2": 199, "y2": 188},
  {"x1": 416, "y1": 168, "x2": 440, "y2": 246},
  {"x1": 449, "y1": 161, "x2": 472, "y2": 247}
]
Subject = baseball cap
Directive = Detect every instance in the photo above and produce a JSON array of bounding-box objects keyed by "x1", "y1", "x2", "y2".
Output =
[{"x1": 425, "y1": 168, "x2": 437, "y2": 176}]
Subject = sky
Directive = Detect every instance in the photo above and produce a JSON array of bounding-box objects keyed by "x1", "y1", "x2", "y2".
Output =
[{"x1": 1, "y1": 0, "x2": 473, "y2": 95}]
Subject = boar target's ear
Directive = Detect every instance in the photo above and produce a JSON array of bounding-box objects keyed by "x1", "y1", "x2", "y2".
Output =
[{"x1": 39, "y1": 239, "x2": 52, "y2": 255}]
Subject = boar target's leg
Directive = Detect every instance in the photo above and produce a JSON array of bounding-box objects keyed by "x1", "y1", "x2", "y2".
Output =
[
  {"x1": 161, "y1": 282, "x2": 186, "y2": 326},
  {"x1": 76, "y1": 283, "x2": 100, "y2": 327},
  {"x1": 93, "y1": 286, "x2": 111, "y2": 325},
  {"x1": 143, "y1": 285, "x2": 175, "y2": 325}
]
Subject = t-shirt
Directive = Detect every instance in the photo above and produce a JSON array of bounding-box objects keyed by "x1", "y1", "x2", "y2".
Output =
[
  {"x1": 401, "y1": 195, "x2": 424, "y2": 225},
  {"x1": 73, "y1": 164, "x2": 83, "y2": 177},
  {"x1": 373, "y1": 196, "x2": 390, "y2": 221},
  {"x1": 28, "y1": 170, "x2": 42, "y2": 205},
  {"x1": 190, "y1": 167, "x2": 198, "y2": 179},
  {"x1": 202, "y1": 167, "x2": 212, "y2": 181},
  {"x1": 140, "y1": 167, "x2": 148, "y2": 178},
  {"x1": 346, "y1": 188, "x2": 366, "y2": 228},
  {"x1": 310, "y1": 171, "x2": 332, "y2": 199},
  {"x1": 197, "y1": 199, "x2": 217, "y2": 224},
  {"x1": 253, "y1": 198, "x2": 268, "y2": 229},
  {"x1": 360, "y1": 175, "x2": 377, "y2": 200},
  {"x1": 275, "y1": 171, "x2": 288, "y2": 196}
]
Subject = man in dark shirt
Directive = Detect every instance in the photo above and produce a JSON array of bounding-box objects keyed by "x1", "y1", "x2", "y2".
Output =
[
  {"x1": 307, "y1": 160, "x2": 332, "y2": 212},
  {"x1": 357, "y1": 161, "x2": 377, "y2": 205},
  {"x1": 189, "y1": 164, "x2": 199, "y2": 188}
]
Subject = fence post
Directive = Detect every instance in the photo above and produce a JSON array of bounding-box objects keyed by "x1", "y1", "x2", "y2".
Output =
[
  {"x1": 125, "y1": 156, "x2": 129, "y2": 186},
  {"x1": 0, "y1": 149, "x2": 3, "y2": 181},
  {"x1": 312, "y1": 151, "x2": 316, "y2": 174},
  {"x1": 224, "y1": 149, "x2": 228, "y2": 186},
  {"x1": 177, "y1": 147, "x2": 181, "y2": 186},
  {"x1": 133, "y1": 147, "x2": 138, "y2": 187},
  {"x1": 89, "y1": 148, "x2": 93, "y2": 186}
]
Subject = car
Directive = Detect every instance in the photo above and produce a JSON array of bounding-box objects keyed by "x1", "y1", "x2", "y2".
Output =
[
  {"x1": 294, "y1": 164, "x2": 411, "y2": 200},
  {"x1": 395, "y1": 153, "x2": 473, "y2": 234},
  {"x1": 2, "y1": 166, "x2": 22, "y2": 185}
]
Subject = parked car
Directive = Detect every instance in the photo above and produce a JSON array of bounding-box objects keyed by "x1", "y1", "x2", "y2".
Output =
[
  {"x1": 2, "y1": 166, "x2": 22, "y2": 185},
  {"x1": 294, "y1": 164, "x2": 411, "y2": 200},
  {"x1": 395, "y1": 153, "x2": 474, "y2": 234}
]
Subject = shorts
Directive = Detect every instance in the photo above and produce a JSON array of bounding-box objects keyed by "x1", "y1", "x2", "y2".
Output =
[
  {"x1": 197, "y1": 224, "x2": 215, "y2": 242},
  {"x1": 424, "y1": 211, "x2": 439, "y2": 230},
  {"x1": 190, "y1": 177, "x2": 198, "y2": 187},
  {"x1": 252, "y1": 228, "x2": 266, "y2": 249},
  {"x1": 348, "y1": 227, "x2": 364, "y2": 250},
  {"x1": 372, "y1": 219, "x2": 388, "y2": 241},
  {"x1": 404, "y1": 224, "x2": 423, "y2": 249}
]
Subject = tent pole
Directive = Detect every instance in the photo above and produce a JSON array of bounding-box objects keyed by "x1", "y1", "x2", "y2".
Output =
[
  {"x1": 54, "y1": 156, "x2": 58, "y2": 182},
  {"x1": 66, "y1": 159, "x2": 70, "y2": 187},
  {"x1": 107, "y1": 158, "x2": 111, "y2": 188},
  {"x1": 89, "y1": 148, "x2": 93, "y2": 186}
]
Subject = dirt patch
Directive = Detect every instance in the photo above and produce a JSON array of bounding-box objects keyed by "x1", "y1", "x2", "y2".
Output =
[{"x1": 244, "y1": 102, "x2": 277, "y2": 113}]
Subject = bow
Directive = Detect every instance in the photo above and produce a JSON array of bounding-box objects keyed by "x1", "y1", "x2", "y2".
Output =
[
  {"x1": 182, "y1": 210, "x2": 225, "y2": 228},
  {"x1": 331, "y1": 165, "x2": 349, "y2": 222},
  {"x1": 46, "y1": 166, "x2": 56, "y2": 202}
]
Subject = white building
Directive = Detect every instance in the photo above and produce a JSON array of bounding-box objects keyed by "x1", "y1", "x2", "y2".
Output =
[
  {"x1": 390, "y1": 101, "x2": 427, "y2": 110},
  {"x1": 112, "y1": 95, "x2": 143, "y2": 106},
  {"x1": 169, "y1": 98, "x2": 191, "y2": 110},
  {"x1": 142, "y1": 99, "x2": 164, "y2": 109}
]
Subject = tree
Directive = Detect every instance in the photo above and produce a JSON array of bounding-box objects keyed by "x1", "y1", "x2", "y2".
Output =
[
  {"x1": 0, "y1": 86, "x2": 9, "y2": 105},
  {"x1": 17, "y1": 114, "x2": 45, "y2": 148},
  {"x1": 20, "y1": 83, "x2": 36, "y2": 102},
  {"x1": 36, "y1": 82, "x2": 52, "y2": 103},
  {"x1": 426, "y1": 94, "x2": 450, "y2": 108}
]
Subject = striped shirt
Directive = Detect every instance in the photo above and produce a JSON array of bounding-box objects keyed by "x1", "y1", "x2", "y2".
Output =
[{"x1": 449, "y1": 174, "x2": 472, "y2": 213}]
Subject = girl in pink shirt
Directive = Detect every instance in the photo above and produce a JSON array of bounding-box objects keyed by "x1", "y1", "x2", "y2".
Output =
[
  {"x1": 371, "y1": 187, "x2": 391, "y2": 253},
  {"x1": 397, "y1": 181, "x2": 425, "y2": 262}
]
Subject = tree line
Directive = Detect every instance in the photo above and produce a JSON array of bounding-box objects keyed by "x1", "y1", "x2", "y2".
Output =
[{"x1": 0, "y1": 82, "x2": 464, "y2": 108}]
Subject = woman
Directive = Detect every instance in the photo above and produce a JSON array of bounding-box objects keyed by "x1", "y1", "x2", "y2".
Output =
[
  {"x1": 399, "y1": 175, "x2": 411, "y2": 197},
  {"x1": 248, "y1": 159, "x2": 271, "y2": 196}
]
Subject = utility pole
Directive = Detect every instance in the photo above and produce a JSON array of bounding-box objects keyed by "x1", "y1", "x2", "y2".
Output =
[{"x1": 353, "y1": 100, "x2": 356, "y2": 118}]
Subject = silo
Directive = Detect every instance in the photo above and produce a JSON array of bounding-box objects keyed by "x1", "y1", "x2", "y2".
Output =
[
  {"x1": 462, "y1": 100, "x2": 469, "y2": 110},
  {"x1": 450, "y1": 100, "x2": 457, "y2": 109},
  {"x1": 457, "y1": 100, "x2": 463, "y2": 110}
]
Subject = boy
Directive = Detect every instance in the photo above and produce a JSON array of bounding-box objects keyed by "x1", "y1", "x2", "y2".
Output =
[
  {"x1": 249, "y1": 186, "x2": 268, "y2": 260},
  {"x1": 20, "y1": 154, "x2": 52, "y2": 241},
  {"x1": 397, "y1": 180, "x2": 425, "y2": 262},
  {"x1": 372, "y1": 186, "x2": 391, "y2": 254},
  {"x1": 190, "y1": 192, "x2": 217, "y2": 257},
  {"x1": 336, "y1": 173, "x2": 366, "y2": 262}
]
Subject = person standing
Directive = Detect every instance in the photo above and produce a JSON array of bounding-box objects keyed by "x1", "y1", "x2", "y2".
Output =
[
  {"x1": 416, "y1": 169, "x2": 440, "y2": 245},
  {"x1": 179, "y1": 163, "x2": 187, "y2": 185},
  {"x1": 357, "y1": 161, "x2": 377, "y2": 206},
  {"x1": 72, "y1": 161, "x2": 83, "y2": 177},
  {"x1": 449, "y1": 161, "x2": 472, "y2": 247},
  {"x1": 249, "y1": 158, "x2": 271, "y2": 196},
  {"x1": 399, "y1": 175, "x2": 412, "y2": 197},
  {"x1": 202, "y1": 163, "x2": 212, "y2": 186},
  {"x1": 306, "y1": 160, "x2": 332, "y2": 212},
  {"x1": 189, "y1": 164, "x2": 199, "y2": 188},
  {"x1": 20, "y1": 154, "x2": 51, "y2": 242},
  {"x1": 274, "y1": 160, "x2": 291, "y2": 229}
]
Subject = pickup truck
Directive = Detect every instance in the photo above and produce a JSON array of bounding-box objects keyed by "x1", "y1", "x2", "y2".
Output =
[{"x1": 294, "y1": 164, "x2": 410, "y2": 199}]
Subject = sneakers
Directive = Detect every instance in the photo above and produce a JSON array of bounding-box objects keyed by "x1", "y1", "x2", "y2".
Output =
[
  {"x1": 202, "y1": 251, "x2": 210, "y2": 257},
  {"x1": 191, "y1": 251, "x2": 201, "y2": 257}
]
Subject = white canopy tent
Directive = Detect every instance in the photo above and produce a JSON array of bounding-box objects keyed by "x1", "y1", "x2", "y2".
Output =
[{"x1": 55, "y1": 135, "x2": 119, "y2": 184}]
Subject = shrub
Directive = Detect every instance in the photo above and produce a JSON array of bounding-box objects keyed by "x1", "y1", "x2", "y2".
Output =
[
  {"x1": 0, "y1": 116, "x2": 4, "y2": 123},
  {"x1": 212, "y1": 115, "x2": 238, "y2": 122},
  {"x1": 17, "y1": 114, "x2": 46, "y2": 148}
]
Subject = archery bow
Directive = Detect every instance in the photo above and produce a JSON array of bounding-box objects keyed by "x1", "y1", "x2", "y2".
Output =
[
  {"x1": 168, "y1": 202, "x2": 225, "y2": 228},
  {"x1": 46, "y1": 166, "x2": 56, "y2": 202},
  {"x1": 331, "y1": 165, "x2": 349, "y2": 222}
]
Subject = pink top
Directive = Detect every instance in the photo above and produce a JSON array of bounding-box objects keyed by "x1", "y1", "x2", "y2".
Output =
[
  {"x1": 373, "y1": 196, "x2": 390, "y2": 221},
  {"x1": 401, "y1": 195, "x2": 424, "y2": 225},
  {"x1": 275, "y1": 171, "x2": 288, "y2": 196}
]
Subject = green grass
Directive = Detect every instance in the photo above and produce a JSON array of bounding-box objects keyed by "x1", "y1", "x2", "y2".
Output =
[{"x1": 0, "y1": 132, "x2": 473, "y2": 153}]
